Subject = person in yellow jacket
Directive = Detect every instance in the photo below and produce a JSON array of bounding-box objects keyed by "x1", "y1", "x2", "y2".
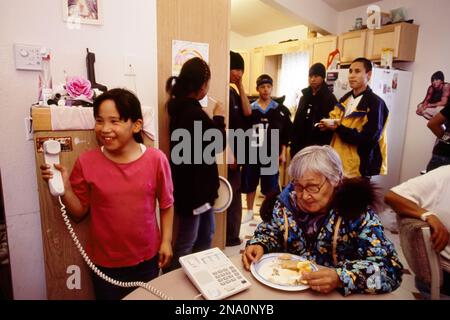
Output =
[{"x1": 319, "y1": 57, "x2": 388, "y2": 178}]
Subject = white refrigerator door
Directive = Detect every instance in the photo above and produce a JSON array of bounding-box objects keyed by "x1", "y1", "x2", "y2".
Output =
[
  {"x1": 328, "y1": 69, "x2": 349, "y2": 100},
  {"x1": 371, "y1": 69, "x2": 413, "y2": 194}
]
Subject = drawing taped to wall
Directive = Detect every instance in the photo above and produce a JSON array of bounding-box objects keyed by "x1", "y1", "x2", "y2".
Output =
[{"x1": 62, "y1": 0, "x2": 102, "y2": 25}]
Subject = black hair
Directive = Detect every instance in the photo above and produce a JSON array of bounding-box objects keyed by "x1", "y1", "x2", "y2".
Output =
[
  {"x1": 256, "y1": 74, "x2": 273, "y2": 88},
  {"x1": 352, "y1": 57, "x2": 373, "y2": 73},
  {"x1": 93, "y1": 88, "x2": 143, "y2": 143},
  {"x1": 309, "y1": 63, "x2": 326, "y2": 78},
  {"x1": 259, "y1": 191, "x2": 280, "y2": 223},
  {"x1": 431, "y1": 71, "x2": 445, "y2": 82},
  {"x1": 230, "y1": 51, "x2": 245, "y2": 71},
  {"x1": 165, "y1": 57, "x2": 211, "y2": 115}
]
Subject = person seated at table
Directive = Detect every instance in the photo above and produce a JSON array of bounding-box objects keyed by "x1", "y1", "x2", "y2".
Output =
[{"x1": 242, "y1": 145, "x2": 403, "y2": 296}]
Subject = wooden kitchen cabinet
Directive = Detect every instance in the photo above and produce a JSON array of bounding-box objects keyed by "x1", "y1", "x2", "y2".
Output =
[
  {"x1": 365, "y1": 22, "x2": 419, "y2": 62},
  {"x1": 311, "y1": 36, "x2": 338, "y2": 66},
  {"x1": 339, "y1": 22, "x2": 419, "y2": 64},
  {"x1": 338, "y1": 29, "x2": 368, "y2": 64}
]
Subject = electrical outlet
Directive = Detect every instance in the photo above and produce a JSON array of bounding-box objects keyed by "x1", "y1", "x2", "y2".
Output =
[{"x1": 124, "y1": 55, "x2": 136, "y2": 76}]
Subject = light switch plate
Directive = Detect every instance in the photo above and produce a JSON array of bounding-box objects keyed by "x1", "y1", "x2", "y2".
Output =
[{"x1": 14, "y1": 44, "x2": 43, "y2": 71}]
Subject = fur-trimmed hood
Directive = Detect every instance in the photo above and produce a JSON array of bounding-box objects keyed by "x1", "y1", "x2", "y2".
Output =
[{"x1": 331, "y1": 178, "x2": 381, "y2": 219}]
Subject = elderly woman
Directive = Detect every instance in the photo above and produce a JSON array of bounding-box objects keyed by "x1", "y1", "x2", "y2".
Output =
[{"x1": 242, "y1": 145, "x2": 403, "y2": 296}]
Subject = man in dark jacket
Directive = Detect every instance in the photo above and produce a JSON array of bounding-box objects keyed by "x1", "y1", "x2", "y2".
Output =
[{"x1": 290, "y1": 63, "x2": 337, "y2": 158}]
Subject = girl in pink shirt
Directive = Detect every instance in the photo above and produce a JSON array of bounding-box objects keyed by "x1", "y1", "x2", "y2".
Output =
[{"x1": 41, "y1": 89, "x2": 174, "y2": 299}]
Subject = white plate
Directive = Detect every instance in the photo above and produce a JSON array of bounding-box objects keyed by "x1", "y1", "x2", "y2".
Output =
[
  {"x1": 250, "y1": 253, "x2": 318, "y2": 291},
  {"x1": 213, "y1": 176, "x2": 233, "y2": 213}
]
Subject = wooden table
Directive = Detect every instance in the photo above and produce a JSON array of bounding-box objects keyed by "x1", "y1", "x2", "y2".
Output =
[{"x1": 124, "y1": 254, "x2": 414, "y2": 300}]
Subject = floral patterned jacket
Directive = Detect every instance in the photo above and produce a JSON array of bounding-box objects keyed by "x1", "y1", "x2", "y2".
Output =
[{"x1": 248, "y1": 183, "x2": 403, "y2": 296}]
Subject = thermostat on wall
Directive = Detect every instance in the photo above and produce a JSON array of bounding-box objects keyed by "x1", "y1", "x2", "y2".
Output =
[{"x1": 13, "y1": 43, "x2": 43, "y2": 71}]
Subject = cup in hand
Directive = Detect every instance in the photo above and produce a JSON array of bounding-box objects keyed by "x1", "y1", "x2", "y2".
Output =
[{"x1": 321, "y1": 118, "x2": 337, "y2": 126}]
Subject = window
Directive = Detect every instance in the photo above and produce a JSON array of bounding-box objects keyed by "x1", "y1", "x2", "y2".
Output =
[{"x1": 278, "y1": 51, "x2": 310, "y2": 115}]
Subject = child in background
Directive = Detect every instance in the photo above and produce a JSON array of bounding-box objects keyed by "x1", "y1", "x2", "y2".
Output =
[
  {"x1": 241, "y1": 74, "x2": 292, "y2": 223},
  {"x1": 165, "y1": 57, "x2": 226, "y2": 271},
  {"x1": 40, "y1": 88, "x2": 174, "y2": 300}
]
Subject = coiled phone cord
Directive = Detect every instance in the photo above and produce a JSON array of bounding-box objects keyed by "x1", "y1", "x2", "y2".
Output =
[{"x1": 58, "y1": 197, "x2": 173, "y2": 300}]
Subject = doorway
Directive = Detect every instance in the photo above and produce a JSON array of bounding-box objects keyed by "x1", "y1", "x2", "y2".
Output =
[{"x1": 229, "y1": 0, "x2": 311, "y2": 226}]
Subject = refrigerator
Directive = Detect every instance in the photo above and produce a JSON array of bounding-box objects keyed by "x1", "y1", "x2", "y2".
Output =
[{"x1": 326, "y1": 68, "x2": 413, "y2": 195}]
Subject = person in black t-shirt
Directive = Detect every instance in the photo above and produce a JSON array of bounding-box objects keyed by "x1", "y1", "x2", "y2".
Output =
[
  {"x1": 226, "y1": 51, "x2": 251, "y2": 246},
  {"x1": 427, "y1": 103, "x2": 450, "y2": 171},
  {"x1": 165, "y1": 58, "x2": 226, "y2": 271}
]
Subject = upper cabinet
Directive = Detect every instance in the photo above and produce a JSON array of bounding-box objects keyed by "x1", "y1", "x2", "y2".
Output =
[
  {"x1": 311, "y1": 36, "x2": 338, "y2": 67},
  {"x1": 338, "y1": 22, "x2": 419, "y2": 64},
  {"x1": 264, "y1": 40, "x2": 303, "y2": 56},
  {"x1": 338, "y1": 30, "x2": 368, "y2": 64},
  {"x1": 365, "y1": 22, "x2": 419, "y2": 62},
  {"x1": 235, "y1": 23, "x2": 419, "y2": 96}
]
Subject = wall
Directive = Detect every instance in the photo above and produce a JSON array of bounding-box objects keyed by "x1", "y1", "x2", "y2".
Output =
[
  {"x1": 0, "y1": 0, "x2": 157, "y2": 299},
  {"x1": 230, "y1": 25, "x2": 308, "y2": 50},
  {"x1": 337, "y1": 0, "x2": 450, "y2": 182}
]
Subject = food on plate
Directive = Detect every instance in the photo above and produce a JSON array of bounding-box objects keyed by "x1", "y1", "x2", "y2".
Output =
[
  {"x1": 279, "y1": 259, "x2": 314, "y2": 285},
  {"x1": 256, "y1": 255, "x2": 316, "y2": 287},
  {"x1": 279, "y1": 259, "x2": 298, "y2": 270},
  {"x1": 280, "y1": 259, "x2": 313, "y2": 272},
  {"x1": 296, "y1": 260, "x2": 313, "y2": 273},
  {"x1": 278, "y1": 254, "x2": 293, "y2": 260}
]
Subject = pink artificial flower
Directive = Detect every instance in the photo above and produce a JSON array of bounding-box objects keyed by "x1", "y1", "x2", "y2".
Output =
[{"x1": 65, "y1": 76, "x2": 94, "y2": 100}]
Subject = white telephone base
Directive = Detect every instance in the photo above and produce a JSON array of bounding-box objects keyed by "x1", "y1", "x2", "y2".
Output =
[{"x1": 179, "y1": 247, "x2": 251, "y2": 300}]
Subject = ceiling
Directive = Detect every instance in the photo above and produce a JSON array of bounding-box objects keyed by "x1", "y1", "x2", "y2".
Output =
[
  {"x1": 322, "y1": 0, "x2": 378, "y2": 12},
  {"x1": 231, "y1": 0, "x2": 303, "y2": 36},
  {"x1": 231, "y1": 0, "x2": 379, "y2": 36}
]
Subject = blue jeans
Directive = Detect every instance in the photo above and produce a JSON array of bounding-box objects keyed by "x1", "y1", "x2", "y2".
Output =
[
  {"x1": 426, "y1": 154, "x2": 450, "y2": 172},
  {"x1": 168, "y1": 209, "x2": 215, "y2": 270}
]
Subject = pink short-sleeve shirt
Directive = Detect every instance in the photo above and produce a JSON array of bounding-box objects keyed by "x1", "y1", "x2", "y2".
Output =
[{"x1": 70, "y1": 147, "x2": 174, "y2": 267}]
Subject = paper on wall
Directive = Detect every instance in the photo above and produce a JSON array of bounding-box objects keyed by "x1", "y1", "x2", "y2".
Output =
[{"x1": 172, "y1": 40, "x2": 209, "y2": 107}]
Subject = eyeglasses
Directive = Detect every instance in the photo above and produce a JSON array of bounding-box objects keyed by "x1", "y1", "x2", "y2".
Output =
[{"x1": 292, "y1": 179, "x2": 327, "y2": 194}]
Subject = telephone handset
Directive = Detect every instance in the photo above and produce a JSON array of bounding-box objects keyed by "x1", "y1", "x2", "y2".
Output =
[
  {"x1": 43, "y1": 140, "x2": 171, "y2": 300},
  {"x1": 43, "y1": 140, "x2": 65, "y2": 196}
]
